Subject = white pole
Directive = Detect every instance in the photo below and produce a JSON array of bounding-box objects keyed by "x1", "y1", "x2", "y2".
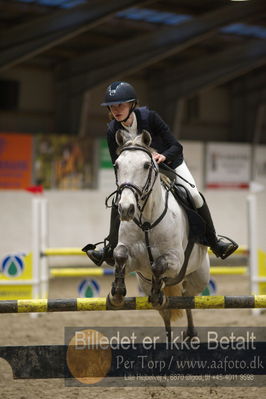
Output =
[
  {"x1": 247, "y1": 193, "x2": 260, "y2": 315},
  {"x1": 31, "y1": 199, "x2": 41, "y2": 319},
  {"x1": 40, "y1": 198, "x2": 49, "y2": 299}
]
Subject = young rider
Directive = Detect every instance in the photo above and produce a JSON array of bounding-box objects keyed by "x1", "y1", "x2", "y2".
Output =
[{"x1": 83, "y1": 81, "x2": 238, "y2": 265}]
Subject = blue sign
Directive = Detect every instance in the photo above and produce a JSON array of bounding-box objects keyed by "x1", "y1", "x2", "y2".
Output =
[
  {"x1": 1, "y1": 254, "x2": 25, "y2": 278},
  {"x1": 78, "y1": 279, "x2": 100, "y2": 298},
  {"x1": 201, "y1": 278, "x2": 217, "y2": 296}
]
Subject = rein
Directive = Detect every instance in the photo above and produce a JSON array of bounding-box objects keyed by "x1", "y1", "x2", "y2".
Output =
[{"x1": 133, "y1": 180, "x2": 174, "y2": 266}]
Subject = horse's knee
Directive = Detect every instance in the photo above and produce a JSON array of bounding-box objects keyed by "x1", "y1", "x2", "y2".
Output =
[
  {"x1": 152, "y1": 254, "x2": 168, "y2": 278},
  {"x1": 114, "y1": 244, "x2": 128, "y2": 266}
]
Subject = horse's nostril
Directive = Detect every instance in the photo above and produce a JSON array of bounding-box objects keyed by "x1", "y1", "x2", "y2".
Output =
[
  {"x1": 118, "y1": 203, "x2": 135, "y2": 220},
  {"x1": 128, "y1": 204, "x2": 135, "y2": 216}
]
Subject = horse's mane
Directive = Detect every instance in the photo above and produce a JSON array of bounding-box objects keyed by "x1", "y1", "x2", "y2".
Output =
[{"x1": 116, "y1": 135, "x2": 156, "y2": 156}]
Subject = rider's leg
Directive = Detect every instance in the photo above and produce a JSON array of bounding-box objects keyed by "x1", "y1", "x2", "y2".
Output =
[
  {"x1": 174, "y1": 161, "x2": 203, "y2": 207},
  {"x1": 175, "y1": 161, "x2": 238, "y2": 259},
  {"x1": 82, "y1": 201, "x2": 120, "y2": 266}
]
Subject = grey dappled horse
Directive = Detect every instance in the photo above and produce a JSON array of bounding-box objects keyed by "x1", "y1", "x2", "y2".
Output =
[{"x1": 108, "y1": 130, "x2": 210, "y2": 338}]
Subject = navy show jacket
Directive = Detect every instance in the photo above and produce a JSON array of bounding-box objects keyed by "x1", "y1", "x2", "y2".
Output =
[{"x1": 106, "y1": 106, "x2": 184, "y2": 169}]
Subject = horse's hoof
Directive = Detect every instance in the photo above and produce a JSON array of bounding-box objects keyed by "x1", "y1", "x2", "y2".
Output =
[
  {"x1": 106, "y1": 293, "x2": 125, "y2": 309},
  {"x1": 148, "y1": 293, "x2": 168, "y2": 309},
  {"x1": 111, "y1": 284, "x2": 126, "y2": 297}
]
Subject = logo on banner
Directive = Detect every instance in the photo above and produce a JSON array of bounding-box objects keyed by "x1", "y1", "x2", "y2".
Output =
[
  {"x1": 1, "y1": 254, "x2": 25, "y2": 278},
  {"x1": 78, "y1": 279, "x2": 100, "y2": 298},
  {"x1": 201, "y1": 278, "x2": 216, "y2": 296}
]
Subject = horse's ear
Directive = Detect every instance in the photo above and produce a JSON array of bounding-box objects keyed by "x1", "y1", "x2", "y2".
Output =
[
  {"x1": 115, "y1": 129, "x2": 127, "y2": 146},
  {"x1": 141, "y1": 130, "x2": 152, "y2": 147}
]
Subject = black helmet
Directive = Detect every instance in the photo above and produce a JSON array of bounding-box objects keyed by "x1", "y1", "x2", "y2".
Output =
[{"x1": 101, "y1": 81, "x2": 137, "y2": 106}]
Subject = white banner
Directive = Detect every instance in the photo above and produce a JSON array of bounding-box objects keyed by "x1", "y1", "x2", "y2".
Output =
[
  {"x1": 206, "y1": 142, "x2": 251, "y2": 189},
  {"x1": 254, "y1": 145, "x2": 266, "y2": 187}
]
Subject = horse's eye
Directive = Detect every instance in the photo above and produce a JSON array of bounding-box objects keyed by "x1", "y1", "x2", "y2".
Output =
[{"x1": 144, "y1": 162, "x2": 150, "y2": 170}]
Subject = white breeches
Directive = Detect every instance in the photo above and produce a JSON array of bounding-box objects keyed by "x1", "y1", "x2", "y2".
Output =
[{"x1": 175, "y1": 161, "x2": 204, "y2": 209}]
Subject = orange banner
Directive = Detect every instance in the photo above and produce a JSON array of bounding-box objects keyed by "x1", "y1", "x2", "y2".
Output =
[{"x1": 0, "y1": 133, "x2": 33, "y2": 189}]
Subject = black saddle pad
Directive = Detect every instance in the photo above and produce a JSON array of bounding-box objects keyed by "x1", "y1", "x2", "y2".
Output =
[{"x1": 170, "y1": 184, "x2": 207, "y2": 244}]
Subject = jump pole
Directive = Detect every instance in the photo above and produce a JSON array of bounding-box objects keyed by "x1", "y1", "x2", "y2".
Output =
[
  {"x1": 31, "y1": 199, "x2": 42, "y2": 300},
  {"x1": 40, "y1": 198, "x2": 49, "y2": 299},
  {"x1": 0, "y1": 295, "x2": 266, "y2": 313},
  {"x1": 49, "y1": 266, "x2": 248, "y2": 278},
  {"x1": 43, "y1": 246, "x2": 248, "y2": 257},
  {"x1": 247, "y1": 193, "x2": 259, "y2": 298},
  {"x1": 246, "y1": 190, "x2": 266, "y2": 315}
]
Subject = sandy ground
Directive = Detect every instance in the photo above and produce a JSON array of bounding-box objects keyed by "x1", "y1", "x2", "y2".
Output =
[{"x1": 0, "y1": 272, "x2": 266, "y2": 398}]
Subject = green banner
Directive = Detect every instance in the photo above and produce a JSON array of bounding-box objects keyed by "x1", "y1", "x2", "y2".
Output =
[{"x1": 100, "y1": 139, "x2": 113, "y2": 169}]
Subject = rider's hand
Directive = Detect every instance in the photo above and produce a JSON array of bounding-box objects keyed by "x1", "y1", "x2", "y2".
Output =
[{"x1": 153, "y1": 153, "x2": 166, "y2": 164}]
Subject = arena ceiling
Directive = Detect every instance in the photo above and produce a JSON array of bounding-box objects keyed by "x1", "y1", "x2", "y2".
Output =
[
  {"x1": 0, "y1": 0, "x2": 266, "y2": 139},
  {"x1": 1, "y1": 0, "x2": 266, "y2": 80}
]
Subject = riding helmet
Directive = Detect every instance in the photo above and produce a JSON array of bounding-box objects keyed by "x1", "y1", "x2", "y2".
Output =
[{"x1": 101, "y1": 81, "x2": 137, "y2": 106}]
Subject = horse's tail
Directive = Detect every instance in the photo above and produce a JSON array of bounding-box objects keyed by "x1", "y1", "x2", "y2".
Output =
[{"x1": 164, "y1": 284, "x2": 183, "y2": 321}]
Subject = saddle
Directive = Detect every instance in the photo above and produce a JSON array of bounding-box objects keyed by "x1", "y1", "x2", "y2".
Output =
[{"x1": 160, "y1": 176, "x2": 207, "y2": 245}]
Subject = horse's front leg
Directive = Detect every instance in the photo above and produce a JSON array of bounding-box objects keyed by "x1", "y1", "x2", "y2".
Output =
[
  {"x1": 107, "y1": 244, "x2": 128, "y2": 307},
  {"x1": 149, "y1": 254, "x2": 169, "y2": 308}
]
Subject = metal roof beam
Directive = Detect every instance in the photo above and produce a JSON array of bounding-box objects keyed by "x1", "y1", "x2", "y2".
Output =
[
  {"x1": 163, "y1": 39, "x2": 266, "y2": 101},
  {"x1": 58, "y1": 0, "x2": 266, "y2": 95},
  {"x1": 0, "y1": 0, "x2": 155, "y2": 72},
  {"x1": 0, "y1": 1, "x2": 50, "y2": 15}
]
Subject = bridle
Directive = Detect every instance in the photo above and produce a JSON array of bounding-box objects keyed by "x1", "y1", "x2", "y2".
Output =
[{"x1": 114, "y1": 146, "x2": 160, "y2": 215}]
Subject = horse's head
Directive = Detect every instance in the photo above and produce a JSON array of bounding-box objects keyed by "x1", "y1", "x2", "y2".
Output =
[{"x1": 114, "y1": 130, "x2": 158, "y2": 221}]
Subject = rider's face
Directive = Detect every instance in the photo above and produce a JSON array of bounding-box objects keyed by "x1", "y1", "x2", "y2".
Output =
[{"x1": 110, "y1": 103, "x2": 131, "y2": 122}]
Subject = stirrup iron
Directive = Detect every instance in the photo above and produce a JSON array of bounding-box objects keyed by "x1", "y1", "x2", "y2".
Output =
[{"x1": 216, "y1": 235, "x2": 239, "y2": 260}]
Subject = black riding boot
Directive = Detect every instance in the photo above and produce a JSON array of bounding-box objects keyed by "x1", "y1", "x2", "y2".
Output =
[
  {"x1": 82, "y1": 202, "x2": 120, "y2": 266},
  {"x1": 197, "y1": 199, "x2": 238, "y2": 259}
]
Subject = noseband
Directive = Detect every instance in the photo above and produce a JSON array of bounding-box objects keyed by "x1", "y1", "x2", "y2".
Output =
[{"x1": 114, "y1": 146, "x2": 159, "y2": 213}]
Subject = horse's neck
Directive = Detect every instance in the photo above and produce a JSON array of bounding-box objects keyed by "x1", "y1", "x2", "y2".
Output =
[{"x1": 141, "y1": 177, "x2": 165, "y2": 221}]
